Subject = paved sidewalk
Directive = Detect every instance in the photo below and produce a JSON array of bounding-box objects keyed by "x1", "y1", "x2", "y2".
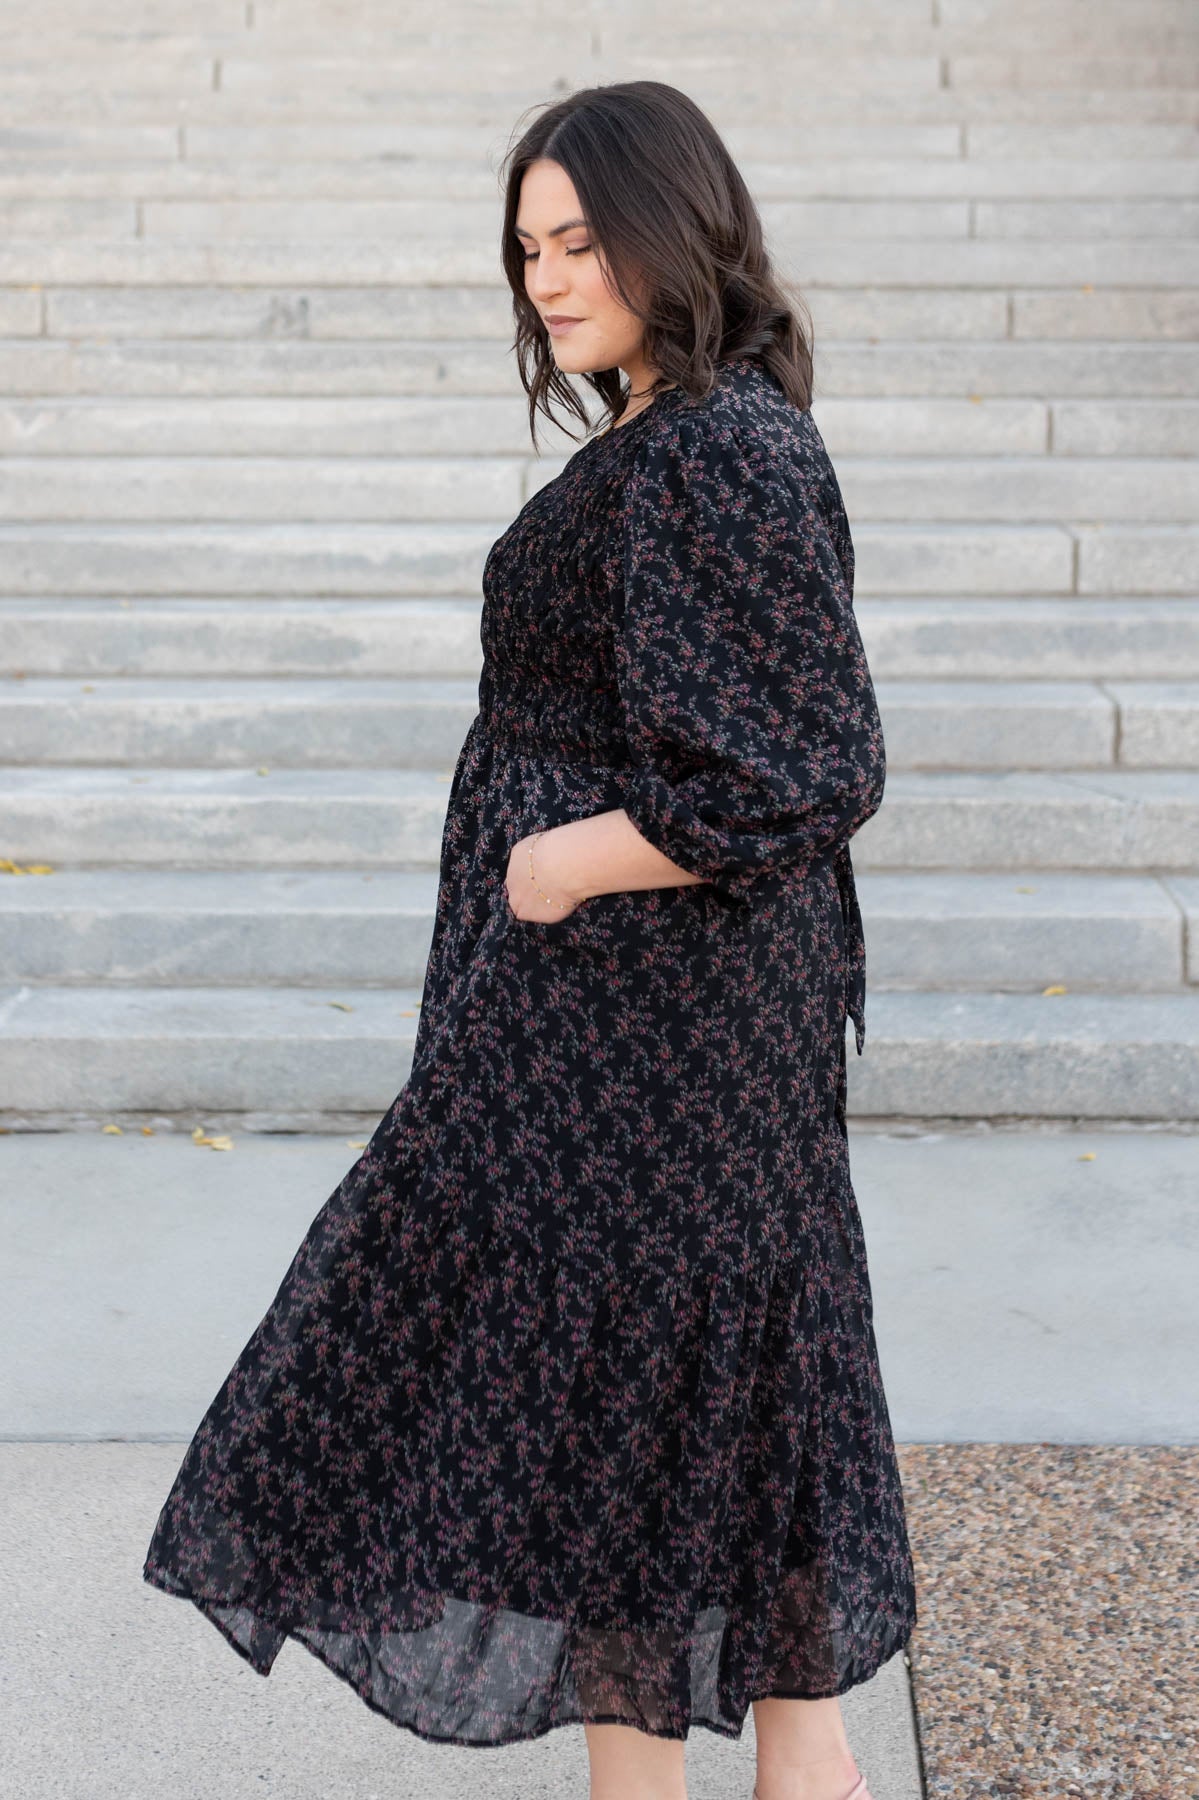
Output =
[
  {"x1": 2, "y1": 1124, "x2": 1194, "y2": 1798},
  {"x1": 1, "y1": 1125, "x2": 1194, "y2": 1444}
]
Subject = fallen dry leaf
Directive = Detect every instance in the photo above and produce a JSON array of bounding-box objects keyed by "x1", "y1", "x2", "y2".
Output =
[
  {"x1": 347, "y1": 1140, "x2": 368, "y2": 1150},
  {"x1": 102, "y1": 1123, "x2": 124, "y2": 1135},
  {"x1": 1042, "y1": 984, "x2": 1068, "y2": 996},
  {"x1": 1078, "y1": 1152, "x2": 1096, "y2": 1161},
  {"x1": 327, "y1": 1000, "x2": 354, "y2": 1012},
  {"x1": 141, "y1": 1126, "x2": 155, "y2": 1136},
  {"x1": 192, "y1": 1126, "x2": 234, "y2": 1151}
]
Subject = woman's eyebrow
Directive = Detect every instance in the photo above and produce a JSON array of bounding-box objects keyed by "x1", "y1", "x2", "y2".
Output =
[{"x1": 514, "y1": 217, "x2": 590, "y2": 240}]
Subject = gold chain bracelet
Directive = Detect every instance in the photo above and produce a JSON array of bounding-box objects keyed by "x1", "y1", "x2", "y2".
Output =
[{"x1": 528, "y1": 830, "x2": 572, "y2": 911}]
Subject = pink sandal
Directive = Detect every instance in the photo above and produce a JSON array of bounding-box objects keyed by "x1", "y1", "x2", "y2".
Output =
[{"x1": 753, "y1": 1778, "x2": 872, "y2": 1800}]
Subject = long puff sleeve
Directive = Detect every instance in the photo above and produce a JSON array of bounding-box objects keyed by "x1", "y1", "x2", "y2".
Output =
[{"x1": 614, "y1": 410, "x2": 887, "y2": 913}]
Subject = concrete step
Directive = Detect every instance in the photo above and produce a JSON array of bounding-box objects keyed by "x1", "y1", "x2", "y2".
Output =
[
  {"x1": 16, "y1": 281, "x2": 1196, "y2": 345},
  {"x1": 0, "y1": 766, "x2": 459, "y2": 867},
  {"x1": 98, "y1": 196, "x2": 1198, "y2": 244},
  {"x1": 0, "y1": 983, "x2": 426, "y2": 1123},
  {"x1": 0, "y1": 677, "x2": 481, "y2": 767},
  {"x1": 3, "y1": 454, "x2": 1195, "y2": 525},
  {"x1": 0, "y1": 457, "x2": 525, "y2": 522},
  {"x1": 2, "y1": 397, "x2": 1193, "y2": 460},
  {"x1": 0, "y1": 869, "x2": 1189, "y2": 992},
  {"x1": 849, "y1": 990, "x2": 1199, "y2": 1121},
  {"x1": 143, "y1": 197, "x2": 971, "y2": 242},
  {"x1": 0, "y1": 53, "x2": 948, "y2": 103},
  {"x1": 0, "y1": 869, "x2": 441, "y2": 987},
  {"x1": 4, "y1": 0, "x2": 1188, "y2": 53},
  {"x1": 1006, "y1": 293, "x2": 1197, "y2": 339},
  {"x1": 1, "y1": 238, "x2": 1196, "y2": 290},
  {"x1": 16, "y1": 522, "x2": 1188, "y2": 597},
  {"x1": 1, "y1": 984, "x2": 1195, "y2": 1123},
  {"x1": 1065, "y1": 525, "x2": 1196, "y2": 598},
  {"x1": 5, "y1": 4, "x2": 1192, "y2": 56},
  {"x1": 862, "y1": 871, "x2": 1192, "y2": 990},
  {"x1": 0, "y1": 120, "x2": 950, "y2": 163},
  {"x1": 832, "y1": 458, "x2": 1199, "y2": 524},
  {"x1": 878, "y1": 681, "x2": 1198, "y2": 769},
  {"x1": 185, "y1": 118, "x2": 1199, "y2": 160},
  {"x1": 19, "y1": 193, "x2": 1188, "y2": 243},
  {"x1": 5, "y1": 155, "x2": 1199, "y2": 202},
  {"x1": 944, "y1": 53, "x2": 1199, "y2": 90},
  {"x1": 934, "y1": 0, "x2": 1198, "y2": 48},
  {"x1": 857, "y1": 600, "x2": 1199, "y2": 680},
  {"x1": 7, "y1": 598, "x2": 1199, "y2": 682},
  {"x1": 198, "y1": 53, "x2": 1199, "y2": 101},
  {"x1": 2, "y1": 335, "x2": 1195, "y2": 408},
  {"x1": 4, "y1": 70, "x2": 1197, "y2": 128},
  {"x1": 0, "y1": 520, "x2": 1192, "y2": 598},
  {"x1": 0, "y1": 598, "x2": 487, "y2": 677},
  {"x1": 1048, "y1": 401, "x2": 1199, "y2": 457},
  {"x1": 175, "y1": 120, "x2": 1199, "y2": 160},
  {"x1": 1, "y1": 765, "x2": 1196, "y2": 870},
  {"x1": 0, "y1": 394, "x2": 573, "y2": 458},
  {"x1": 6, "y1": 6, "x2": 1188, "y2": 52},
  {"x1": 2, "y1": 676, "x2": 1196, "y2": 771},
  {"x1": 0, "y1": 397, "x2": 1065, "y2": 460}
]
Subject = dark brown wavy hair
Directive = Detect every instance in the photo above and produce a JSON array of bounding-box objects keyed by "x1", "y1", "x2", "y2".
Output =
[{"x1": 497, "y1": 79, "x2": 815, "y2": 449}]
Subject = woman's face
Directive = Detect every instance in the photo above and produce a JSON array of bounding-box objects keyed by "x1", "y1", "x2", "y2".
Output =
[{"x1": 515, "y1": 157, "x2": 651, "y2": 384}]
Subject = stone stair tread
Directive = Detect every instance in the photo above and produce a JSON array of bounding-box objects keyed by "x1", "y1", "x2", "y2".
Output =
[
  {"x1": 2, "y1": 763, "x2": 1195, "y2": 797},
  {"x1": 4, "y1": 674, "x2": 1197, "y2": 774},
  {"x1": 0, "y1": 764, "x2": 459, "y2": 795},
  {"x1": 8, "y1": 673, "x2": 1198, "y2": 698},
  {"x1": 0, "y1": 867, "x2": 440, "y2": 912},
  {"x1": 0, "y1": 399, "x2": 1192, "y2": 461},
  {"x1": 6, "y1": 154, "x2": 1199, "y2": 201},
  {"x1": 5, "y1": 597, "x2": 1199, "y2": 681},
  {"x1": 2, "y1": 452, "x2": 1196, "y2": 526},
  {"x1": 0, "y1": 675, "x2": 481, "y2": 701},
  {"x1": 4, "y1": 89, "x2": 1197, "y2": 131},
  {"x1": 1, "y1": 986, "x2": 1195, "y2": 1123},
  {"x1": 0, "y1": 867, "x2": 1189, "y2": 993},
  {"x1": 3, "y1": 766, "x2": 1197, "y2": 874},
  {"x1": 2, "y1": 240, "x2": 1198, "y2": 287},
  {"x1": 0, "y1": 519, "x2": 1193, "y2": 600}
]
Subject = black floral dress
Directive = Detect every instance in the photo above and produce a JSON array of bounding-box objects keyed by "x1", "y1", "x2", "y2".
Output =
[{"x1": 143, "y1": 353, "x2": 918, "y2": 1746}]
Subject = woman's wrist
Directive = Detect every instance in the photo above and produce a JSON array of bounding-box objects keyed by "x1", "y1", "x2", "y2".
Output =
[
  {"x1": 530, "y1": 823, "x2": 594, "y2": 905},
  {"x1": 536, "y1": 811, "x2": 704, "y2": 901}
]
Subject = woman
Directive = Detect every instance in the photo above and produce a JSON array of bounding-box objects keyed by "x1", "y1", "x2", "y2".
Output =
[{"x1": 143, "y1": 80, "x2": 917, "y2": 1800}]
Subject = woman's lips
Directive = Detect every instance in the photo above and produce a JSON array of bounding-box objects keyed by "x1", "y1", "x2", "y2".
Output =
[{"x1": 547, "y1": 317, "x2": 584, "y2": 334}]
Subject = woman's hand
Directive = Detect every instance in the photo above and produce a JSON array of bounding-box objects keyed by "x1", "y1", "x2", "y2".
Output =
[
  {"x1": 504, "y1": 827, "x2": 588, "y2": 924},
  {"x1": 503, "y1": 810, "x2": 703, "y2": 925}
]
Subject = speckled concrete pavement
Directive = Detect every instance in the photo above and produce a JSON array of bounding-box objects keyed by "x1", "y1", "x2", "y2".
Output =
[{"x1": 898, "y1": 1444, "x2": 1196, "y2": 1800}]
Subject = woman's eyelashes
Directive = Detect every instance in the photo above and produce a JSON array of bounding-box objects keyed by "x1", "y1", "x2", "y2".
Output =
[{"x1": 522, "y1": 245, "x2": 592, "y2": 261}]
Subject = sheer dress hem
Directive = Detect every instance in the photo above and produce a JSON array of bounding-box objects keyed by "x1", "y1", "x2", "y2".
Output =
[{"x1": 142, "y1": 1559, "x2": 914, "y2": 1746}]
